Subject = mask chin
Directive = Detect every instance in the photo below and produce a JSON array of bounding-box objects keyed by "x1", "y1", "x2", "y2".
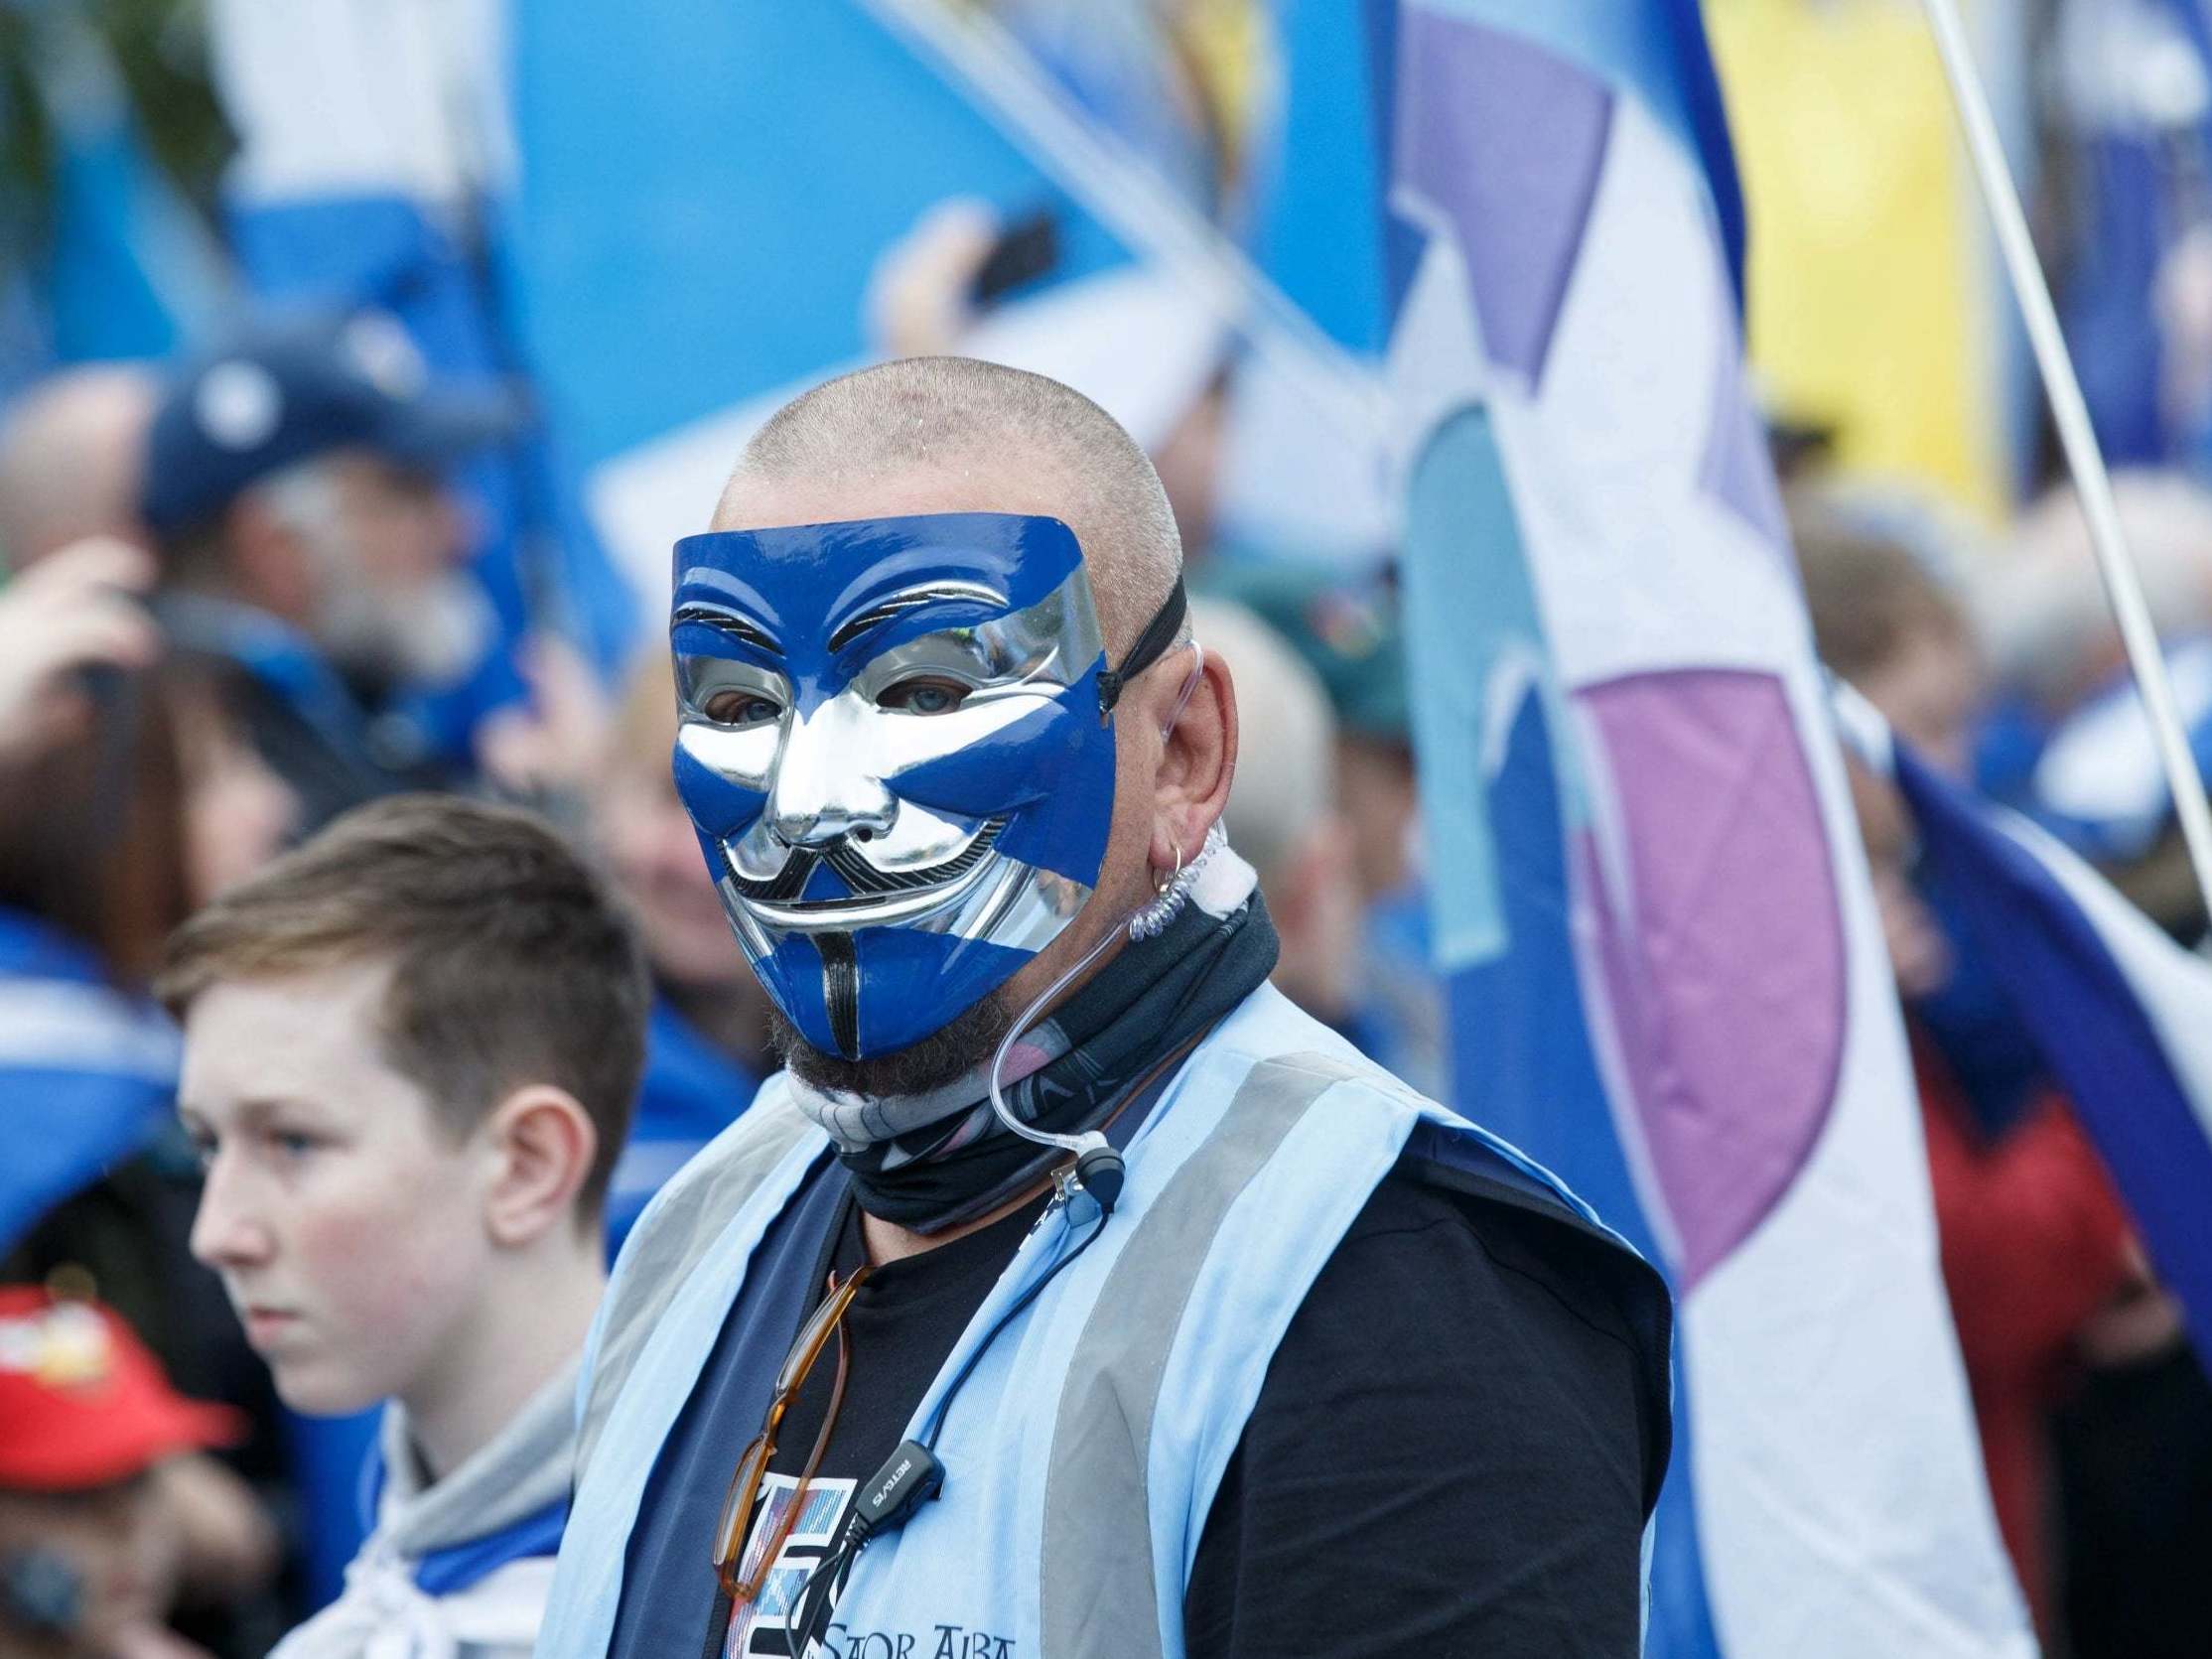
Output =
[{"x1": 742, "y1": 904, "x2": 1051, "y2": 1061}]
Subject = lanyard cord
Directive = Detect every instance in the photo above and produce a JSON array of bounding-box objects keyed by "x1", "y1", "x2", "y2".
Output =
[
  {"x1": 783, "y1": 1022, "x2": 1208, "y2": 1652},
  {"x1": 781, "y1": 1207, "x2": 1106, "y2": 1653}
]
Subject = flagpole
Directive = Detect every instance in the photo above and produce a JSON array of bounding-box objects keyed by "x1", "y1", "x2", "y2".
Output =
[{"x1": 1919, "y1": 0, "x2": 2212, "y2": 916}]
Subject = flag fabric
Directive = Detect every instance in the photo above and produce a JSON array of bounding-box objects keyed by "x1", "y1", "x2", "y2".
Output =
[
  {"x1": 500, "y1": 0, "x2": 1135, "y2": 613},
  {"x1": 1705, "y1": 0, "x2": 2010, "y2": 520},
  {"x1": 1839, "y1": 698, "x2": 2212, "y2": 1378},
  {"x1": 23, "y1": 6, "x2": 229, "y2": 365},
  {"x1": 1382, "y1": 3, "x2": 2036, "y2": 1654},
  {"x1": 0, "y1": 912, "x2": 178, "y2": 1258},
  {"x1": 503, "y1": 0, "x2": 1388, "y2": 608}
]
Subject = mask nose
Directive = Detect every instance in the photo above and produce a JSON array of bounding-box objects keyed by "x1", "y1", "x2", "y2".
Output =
[{"x1": 766, "y1": 707, "x2": 898, "y2": 849}]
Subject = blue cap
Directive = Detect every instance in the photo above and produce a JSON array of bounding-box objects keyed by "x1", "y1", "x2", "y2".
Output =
[{"x1": 140, "y1": 315, "x2": 519, "y2": 538}]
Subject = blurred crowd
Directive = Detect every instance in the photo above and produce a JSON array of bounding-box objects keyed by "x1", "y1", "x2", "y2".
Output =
[
  {"x1": 2, "y1": 264, "x2": 2210, "y2": 1659},
  {"x1": 0, "y1": 227, "x2": 1453, "y2": 1654},
  {"x1": 4, "y1": 0, "x2": 2212, "y2": 1655}
]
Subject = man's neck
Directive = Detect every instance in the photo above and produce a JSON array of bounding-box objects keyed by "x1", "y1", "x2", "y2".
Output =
[{"x1": 401, "y1": 1233, "x2": 605, "y2": 1484}]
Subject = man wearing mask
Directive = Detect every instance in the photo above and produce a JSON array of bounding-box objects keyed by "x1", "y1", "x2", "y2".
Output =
[
  {"x1": 138, "y1": 317, "x2": 510, "y2": 833},
  {"x1": 542, "y1": 357, "x2": 1671, "y2": 1659}
]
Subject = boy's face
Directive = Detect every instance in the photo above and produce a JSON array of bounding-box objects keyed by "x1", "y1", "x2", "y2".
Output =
[{"x1": 179, "y1": 958, "x2": 492, "y2": 1419}]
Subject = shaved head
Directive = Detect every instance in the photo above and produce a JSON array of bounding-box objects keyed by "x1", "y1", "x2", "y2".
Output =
[
  {"x1": 714, "y1": 356, "x2": 1185, "y2": 652},
  {"x1": 697, "y1": 356, "x2": 1230, "y2": 1097},
  {"x1": 0, "y1": 364, "x2": 156, "y2": 570}
]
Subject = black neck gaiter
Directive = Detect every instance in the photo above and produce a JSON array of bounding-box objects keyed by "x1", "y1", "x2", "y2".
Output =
[{"x1": 787, "y1": 887, "x2": 1280, "y2": 1233}]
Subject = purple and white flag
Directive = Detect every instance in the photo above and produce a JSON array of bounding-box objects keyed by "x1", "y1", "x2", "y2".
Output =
[{"x1": 1382, "y1": 4, "x2": 2036, "y2": 1653}]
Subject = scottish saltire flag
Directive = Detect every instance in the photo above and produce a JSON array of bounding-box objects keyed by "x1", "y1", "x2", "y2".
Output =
[
  {"x1": 0, "y1": 913, "x2": 179, "y2": 1256},
  {"x1": 1834, "y1": 693, "x2": 2212, "y2": 1377},
  {"x1": 21, "y1": 5, "x2": 229, "y2": 364},
  {"x1": 1382, "y1": 4, "x2": 2036, "y2": 1654},
  {"x1": 505, "y1": 0, "x2": 1384, "y2": 606},
  {"x1": 503, "y1": 0, "x2": 1132, "y2": 612}
]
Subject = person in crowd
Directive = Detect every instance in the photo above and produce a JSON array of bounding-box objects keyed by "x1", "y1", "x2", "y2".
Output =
[
  {"x1": 0, "y1": 538, "x2": 294, "y2": 1654},
  {"x1": 0, "y1": 537, "x2": 161, "y2": 770},
  {"x1": 0, "y1": 366, "x2": 157, "y2": 571},
  {"x1": 0, "y1": 1287, "x2": 245, "y2": 1659},
  {"x1": 1975, "y1": 472, "x2": 2212, "y2": 941},
  {"x1": 137, "y1": 318, "x2": 511, "y2": 835},
  {"x1": 542, "y1": 358, "x2": 1670, "y2": 1659},
  {"x1": 1794, "y1": 503, "x2": 2148, "y2": 1634},
  {"x1": 588, "y1": 651, "x2": 772, "y2": 1252},
  {"x1": 1, "y1": 546, "x2": 297, "y2": 1276},
  {"x1": 1196, "y1": 559, "x2": 1443, "y2": 1092},
  {"x1": 1951, "y1": 477, "x2": 2212, "y2": 1657},
  {"x1": 1184, "y1": 595, "x2": 1370, "y2": 1038},
  {"x1": 158, "y1": 794, "x2": 648, "y2": 1657},
  {"x1": 1980, "y1": 473, "x2": 2212, "y2": 750}
]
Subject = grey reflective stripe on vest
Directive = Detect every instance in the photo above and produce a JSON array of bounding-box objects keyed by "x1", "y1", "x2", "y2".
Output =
[
  {"x1": 1040, "y1": 1051, "x2": 1361, "y2": 1658},
  {"x1": 576, "y1": 1099, "x2": 818, "y2": 1478}
]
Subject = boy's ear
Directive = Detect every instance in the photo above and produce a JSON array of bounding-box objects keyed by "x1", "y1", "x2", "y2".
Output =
[{"x1": 481, "y1": 1084, "x2": 599, "y2": 1248}]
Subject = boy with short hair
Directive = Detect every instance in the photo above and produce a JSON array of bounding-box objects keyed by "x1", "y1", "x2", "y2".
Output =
[{"x1": 157, "y1": 794, "x2": 648, "y2": 1657}]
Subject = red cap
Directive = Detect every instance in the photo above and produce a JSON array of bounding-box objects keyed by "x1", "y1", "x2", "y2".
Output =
[{"x1": 0, "y1": 1288, "x2": 244, "y2": 1491}]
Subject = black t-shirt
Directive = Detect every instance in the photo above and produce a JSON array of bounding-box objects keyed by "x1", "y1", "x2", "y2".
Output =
[{"x1": 683, "y1": 1169, "x2": 1661, "y2": 1659}]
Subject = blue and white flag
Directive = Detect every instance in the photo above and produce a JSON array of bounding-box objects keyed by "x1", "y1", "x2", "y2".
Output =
[
  {"x1": 0, "y1": 912, "x2": 179, "y2": 1257},
  {"x1": 19, "y1": 4, "x2": 229, "y2": 366},
  {"x1": 502, "y1": 0, "x2": 1391, "y2": 610},
  {"x1": 1383, "y1": 3, "x2": 2036, "y2": 1653},
  {"x1": 1836, "y1": 693, "x2": 2212, "y2": 1376},
  {"x1": 502, "y1": 0, "x2": 1138, "y2": 616}
]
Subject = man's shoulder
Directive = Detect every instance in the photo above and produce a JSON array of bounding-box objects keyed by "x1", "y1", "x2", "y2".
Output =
[
  {"x1": 578, "y1": 1077, "x2": 819, "y2": 1476},
  {"x1": 610, "y1": 1075, "x2": 814, "y2": 1269},
  {"x1": 1291, "y1": 1162, "x2": 1673, "y2": 1517},
  {"x1": 1197, "y1": 987, "x2": 1612, "y2": 1234},
  {"x1": 1197, "y1": 987, "x2": 1672, "y2": 1507},
  {"x1": 1332, "y1": 1165, "x2": 1652, "y2": 1351}
]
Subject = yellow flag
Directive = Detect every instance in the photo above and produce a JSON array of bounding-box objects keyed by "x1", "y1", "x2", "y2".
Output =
[{"x1": 1707, "y1": 0, "x2": 2006, "y2": 520}]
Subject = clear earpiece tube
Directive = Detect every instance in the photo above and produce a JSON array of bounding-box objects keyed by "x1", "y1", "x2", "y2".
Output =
[{"x1": 982, "y1": 643, "x2": 1209, "y2": 1213}]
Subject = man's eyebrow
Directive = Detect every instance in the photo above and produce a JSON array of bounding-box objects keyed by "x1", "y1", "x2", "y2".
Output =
[
  {"x1": 673, "y1": 602, "x2": 782, "y2": 656},
  {"x1": 827, "y1": 581, "x2": 1008, "y2": 653}
]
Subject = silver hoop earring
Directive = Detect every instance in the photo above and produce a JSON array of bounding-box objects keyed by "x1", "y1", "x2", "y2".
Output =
[{"x1": 1155, "y1": 843, "x2": 1182, "y2": 896}]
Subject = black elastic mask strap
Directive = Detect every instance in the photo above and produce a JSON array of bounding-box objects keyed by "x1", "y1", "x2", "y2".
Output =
[{"x1": 1096, "y1": 578, "x2": 1188, "y2": 721}]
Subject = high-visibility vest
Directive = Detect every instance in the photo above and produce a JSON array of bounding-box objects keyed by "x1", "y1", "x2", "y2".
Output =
[{"x1": 543, "y1": 984, "x2": 1669, "y2": 1657}]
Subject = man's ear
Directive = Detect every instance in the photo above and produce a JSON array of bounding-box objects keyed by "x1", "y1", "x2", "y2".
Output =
[
  {"x1": 1150, "y1": 646, "x2": 1237, "y2": 873},
  {"x1": 481, "y1": 1084, "x2": 599, "y2": 1248}
]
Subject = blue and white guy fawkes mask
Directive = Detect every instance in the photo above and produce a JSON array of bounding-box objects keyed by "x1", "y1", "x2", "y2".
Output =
[{"x1": 670, "y1": 511, "x2": 1185, "y2": 1059}]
